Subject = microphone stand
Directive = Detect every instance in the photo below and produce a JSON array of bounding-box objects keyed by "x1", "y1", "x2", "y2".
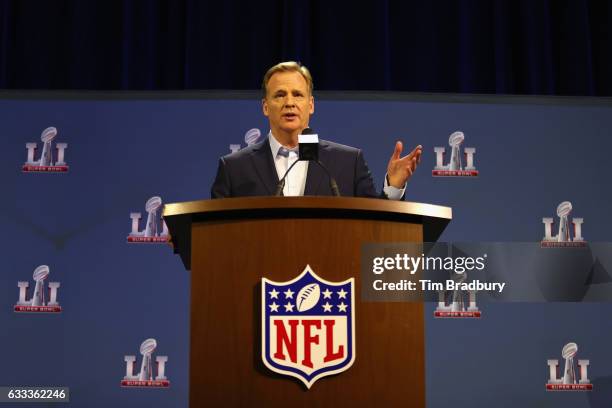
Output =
[{"x1": 276, "y1": 159, "x2": 340, "y2": 197}]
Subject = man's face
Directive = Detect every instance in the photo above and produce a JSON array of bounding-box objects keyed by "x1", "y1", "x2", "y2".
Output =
[{"x1": 262, "y1": 71, "x2": 314, "y2": 136}]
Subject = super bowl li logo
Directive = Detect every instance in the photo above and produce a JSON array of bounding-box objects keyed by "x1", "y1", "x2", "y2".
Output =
[
  {"x1": 432, "y1": 131, "x2": 478, "y2": 177},
  {"x1": 122, "y1": 338, "x2": 169, "y2": 388},
  {"x1": 541, "y1": 201, "x2": 586, "y2": 248},
  {"x1": 229, "y1": 128, "x2": 262, "y2": 153},
  {"x1": 261, "y1": 266, "x2": 355, "y2": 389},
  {"x1": 22, "y1": 127, "x2": 69, "y2": 173},
  {"x1": 14, "y1": 265, "x2": 62, "y2": 313},
  {"x1": 127, "y1": 196, "x2": 169, "y2": 243},
  {"x1": 546, "y1": 342, "x2": 592, "y2": 391},
  {"x1": 434, "y1": 272, "x2": 481, "y2": 318}
]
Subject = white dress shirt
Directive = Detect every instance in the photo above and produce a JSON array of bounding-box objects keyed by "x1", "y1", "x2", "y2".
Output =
[
  {"x1": 268, "y1": 132, "x2": 405, "y2": 199},
  {"x1": 269, "y1": 132, "x2": 308, "y2": 196}
]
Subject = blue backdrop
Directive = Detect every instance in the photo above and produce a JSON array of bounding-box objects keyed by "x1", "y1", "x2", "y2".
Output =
[{"x1": 0, "y1": 92, "x2": 611, "y2": 407}]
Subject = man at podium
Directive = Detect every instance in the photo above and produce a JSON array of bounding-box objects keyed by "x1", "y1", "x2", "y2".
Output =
[{"x1": 211, "y1": 61, "x2": 422, "y2": 199}]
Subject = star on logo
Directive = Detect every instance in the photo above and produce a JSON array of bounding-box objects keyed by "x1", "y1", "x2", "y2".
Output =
[
  {"x1": 337, "y1": 289, "x2": 347, "y2": 299},
  {"x1": 322, "y1": 288, "x2": 333, "y2": 299},
  {"x1": 269, "y1": 289, "x2": 279, "y2": 299},
  {"x1": 337, "y1": 302, "x2": 347, "y2": 312},
  {"x1": 284, "y1": 289, "x2": 294, "y2": 299},
  {"x1": 284, "y1": 302, "x2": 294, "y2": 312},
  {"x1": 269, "y1": 302, "x2": 279, "y2": 312},
  {"x1": 322, "y1": 302, "x2": 333, "y2": 312}
]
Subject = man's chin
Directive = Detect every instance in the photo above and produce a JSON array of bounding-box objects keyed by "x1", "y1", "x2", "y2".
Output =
[{"x1": 278, "y1": 124, "x2": 303, "y2": 134}]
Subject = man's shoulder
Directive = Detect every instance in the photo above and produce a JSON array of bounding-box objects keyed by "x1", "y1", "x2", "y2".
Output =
[
  {"x1": 219, "y1": 138, "x2": 361, "y2": 165},
  {"x1": 320, "y1": 139, "x2": 361, "y2": 155},
  {"x1": 221, "y1": 139, "x2": 267, "y2": 163}
]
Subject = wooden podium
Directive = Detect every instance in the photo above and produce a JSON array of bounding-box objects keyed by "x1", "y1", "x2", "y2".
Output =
[{"x1": 163, "y1": 197, "x2": 451, "y2": 408}]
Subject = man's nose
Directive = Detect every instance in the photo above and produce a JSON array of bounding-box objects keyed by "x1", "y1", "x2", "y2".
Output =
[{"x1": 284, "y1": 95, "x2": 296, "y2": 107}]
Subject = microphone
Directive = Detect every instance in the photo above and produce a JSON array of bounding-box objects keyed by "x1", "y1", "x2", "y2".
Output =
[{"x1": 275, "y1": 127, "x2": 341, "y2": 197}]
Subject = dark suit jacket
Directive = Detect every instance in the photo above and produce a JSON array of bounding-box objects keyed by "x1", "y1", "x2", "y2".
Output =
[{"x1": 211, "y1": 137, "x2": 388, "y2": 198}]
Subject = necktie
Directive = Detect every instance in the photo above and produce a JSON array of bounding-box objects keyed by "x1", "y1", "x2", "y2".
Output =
[{"x1": 278, "y1": 147, "x2": 300, "y2": 196}]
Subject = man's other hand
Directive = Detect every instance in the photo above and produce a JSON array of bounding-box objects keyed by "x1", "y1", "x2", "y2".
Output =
[{"x1": 387, "y1": 141, "x2": 422, "y2": 188}]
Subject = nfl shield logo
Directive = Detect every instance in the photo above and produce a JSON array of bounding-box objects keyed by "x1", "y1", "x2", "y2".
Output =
[{"x1": 261, "y1": 265, "x2": 355, "y2": 389}]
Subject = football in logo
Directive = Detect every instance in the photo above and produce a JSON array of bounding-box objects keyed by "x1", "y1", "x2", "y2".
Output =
[
  {"x1": 41, "y1": 126, "x2": 57, "y2": 142},
  {"x1": 296, "y1": 283, "x2": 320, "y2": 312},
  {"x1": 33, "y1": 265, "x2": 50, "y2": 281},
  {"x1": 244, "y1": 128, "x2": 261, "y2": 145}
]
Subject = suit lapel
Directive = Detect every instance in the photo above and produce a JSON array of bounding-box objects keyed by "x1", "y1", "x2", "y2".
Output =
[
  {"x1": 304, "y1": 141, "x2": 329, "y2": 196},
  {"x1": 250, "y1": 138, "x2": 279, "y2": 195}
]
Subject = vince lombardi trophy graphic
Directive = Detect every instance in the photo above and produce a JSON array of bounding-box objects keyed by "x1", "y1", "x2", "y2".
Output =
[
  {"x1": 432, "y1": 130, "x2": 478, "y2": 177},
  {"x1": 39, "y1": 127, "x2": 57, "y2": 166},
  {"x1": 139, "y1": 338, "x2": 157, "y2": 381},
  {"x1": 450, "y1": 272, "x2": 466, "y2": 312},
  {"x1": 434, "y1": 271, "x2": 480, "y2": 318},
  {"x1": 121, "y1": 337, "x2": 169, "y2": 387},
  {"x1": 127, "y1": 196, "x2": 169, "y2": 243},
  {"x1": 546, "y1": 341, "x2": 592, "y2": 390},
  {"x1": 31, "y1": 265, "x2": 50, "y2": 306},
  {"x1": 541, "y1": 200, "x2": 585, "y2": 247},
  {"x1": 557, "y1": 201, "x2": 572, "y2": 243},
  {"x1": 562, "y1": 342, "x2": 578, "y2": 384},
  {"x1": 448, "y1": 131, "x2": 464, "y2": 171},
  {"x1": 15, "y1": 264, "x2": 62, "y2": 313},
  {"x1": 144, "y1": 196, "x2": 162, "y2": 238},
  {"x1": 23, "y1": 126, "x2": 68, "y2": 172},
  {"x1": 121, "y1": 338, "x2": 170, "y2": 388}
]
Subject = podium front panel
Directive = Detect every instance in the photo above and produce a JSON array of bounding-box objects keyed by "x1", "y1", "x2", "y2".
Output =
[{"x1": 189, "y1": 217, "x2": 425, "y2": 407}]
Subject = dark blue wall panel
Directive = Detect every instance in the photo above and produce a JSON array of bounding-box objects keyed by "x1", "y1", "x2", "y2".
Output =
[{"x1": 0, "y1": 93, "x2": 610, "y2": 407}]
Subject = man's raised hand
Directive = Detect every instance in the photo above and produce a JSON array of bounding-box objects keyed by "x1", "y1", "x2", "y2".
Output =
[{"x1": 386, "y1": 141, "x2": 422, "y2": 188}]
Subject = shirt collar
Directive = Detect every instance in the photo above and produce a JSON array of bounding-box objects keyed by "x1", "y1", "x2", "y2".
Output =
[{"x1": 268, "y1": 132, "x2": 298, "y2": 158}]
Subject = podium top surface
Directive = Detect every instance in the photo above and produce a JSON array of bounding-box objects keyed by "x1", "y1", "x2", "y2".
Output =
[
  {"x1": 164, "y1": 196, "x2": 451, "y2": 220},
  {"x1": 163, "y1": 197, "x2": 452, "y2": 270}
]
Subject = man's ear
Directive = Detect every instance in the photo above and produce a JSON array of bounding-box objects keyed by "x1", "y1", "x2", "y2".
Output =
[
  {"x1": 262, "y1": 98, "x2": 270, "y2": 117},
  {"x1": 309, "y1": 95, "x2": 314, "y2": 115}
]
